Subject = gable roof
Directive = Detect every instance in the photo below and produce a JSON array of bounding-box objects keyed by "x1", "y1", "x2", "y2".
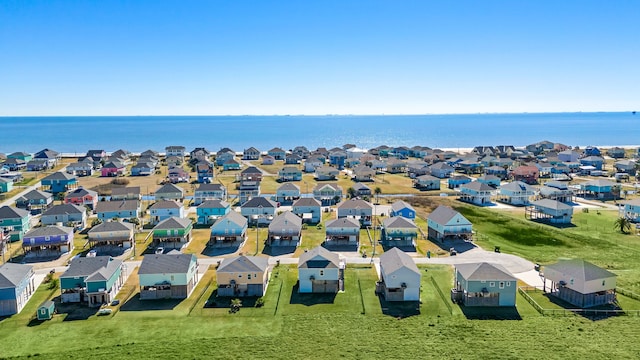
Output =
[
  {"x1": 544, "y1": 259, "x2": 616, "y2": 282},
  {"x1": 195, "y1": 183, "x2": 225, "y2": 192},
  {"x1": 153, "y1": 217, "x2": 192, "y2": 230},
  {"x1": 391, "y1": 200, "x2": 415, "y2": 213},
  {"x1": 42, "y1": 203, "x2": 86, "y2": 216},
  {"x1": 277, "y1": 183, "x2": 300, "y2": 192},
  {"x1": 428, "y1": 205, "x2": 470, "y2": 226},
  {"x1": 42, "y1": 171, "x2": 76, "y2": 181},
  {"x1": 198, "y1": 200, "x2": 230, "y2": 209},
  {"x1": 149, "y1": 200, "x2": 182, "y2": 210},
  {"x1": 379, "y1": 247, "x2": 419, "y2": 275},
  {"x1": 111, "y1": 187, "x2": 141, "y2": 197},
  {"x1": 88, "y1": 221, "x2": 135, "y2": 234},
  {"x1": 65, "y1": 187, "x2": 98, "y2": 198},
  {"x1": 138, "y1": 253, "x2": 196, "y2": 274},
  {"x1": 16, "y1": 190, "x2": 53, "y2": 202},
  {"x1": 298, "y1": 246, "x2": 340, "y2": 269},
  {"x1": 24, "y1": 225, "x2": 73, "y2": 238},
  {"x1": 530, "y1": 199, "x2": 572, "y2": 210},
  {"x1": 242, "y1": 197, "x2": 277, "y2": 209},
  {"x1": 461, "y1": 181, "x2": 494, "y2": 191},
  {"x1": 292, "y1": 197, "x2": 322, "y2": 207},
  {"x1": 382, "y1": 216, "x2": 417, "y2": 229},
  {"x1": 456, "y1": 262, "x2": 516, "y2": 281},
  {"x1": 95, "y1": 200, "x2": 140, "y2": 213},
  {"x1": 338, "y1": 199, "x2": 373, "y2": 210},
  {"x1": 0, "y1": 206, "x2": 29, "y2": 219},
  {"x1": 212, "y1": 211, "x2": 248, "y2": 228},
  {"x1": 217, "y1": 255, "x2": 268, "y2": 273},
  {"x1": 268, "y1": 211, "x2": 302, "y2": 232},
  {"x1": 313, "y1": 183, "x2": 341, "y2": 192},
  {"x1": 155, "y1": 183, "x2": 184, "y2": 194},
  {"x1": 325, "y1": 217, "x2": 361, "y2": 228},
  {"x1": 61, "y1": 256, "x2": 119, "y2": 279},
  {"x1": 500, "y1": 181, "x2": 535, "y2": 192},
  {"x1": 0, "y1": 263, "x2": 33, "y2": 289}
]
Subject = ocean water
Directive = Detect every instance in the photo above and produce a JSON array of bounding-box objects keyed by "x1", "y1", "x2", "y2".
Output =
[{"x1": 0, "y1": 112, "x2": 638, "y2": 153}]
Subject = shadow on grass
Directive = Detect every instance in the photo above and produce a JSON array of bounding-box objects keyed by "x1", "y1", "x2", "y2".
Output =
[
  {"x1": 52, "y1": 296, "x2": 99, "y2": 321},
  {"x1": 381, "y1": 244, "x2": 417, "y2": 253},
  {"x1": 289, "y1": 283, "x2": 337, "y2": 305},
  {"x1": 203, "y1": 289, "x2": 262, "y2": 309},
  {"x1": 201, "y1": 244, "x2": 241, "y2": 256},
  {"x1": 13, "y1": 252, "x2": 64, "y2": 264},
  {"x1": 27, "y1": 318, "x2": 48, "y2": 327},
  {"x1": 429, "y1": 238, "x2": 477, "y2": 254},
  {"x1": 322, "y1": 242, "x2": 359, "y2": 252},
  {"x1": 458, "y1": 305, "x2": 522, "y2": 320},
  {"x1": 120, "y1": 293, "x2": 181, "y2": 311},
  {"x1": 528, "y1": 219, "x2": 577, "y2": 229},
  {"x1": 377, "y1": 294, "x2": 420, "y2": 318},
  {"x1": 541, "y1": 292, "x2": 623, "y2": 321},
  {"x1": 262, "y1": 245, "x2": 296, "y2": 256}
]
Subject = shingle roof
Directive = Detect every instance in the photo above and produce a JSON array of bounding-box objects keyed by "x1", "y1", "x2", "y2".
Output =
[
  {"x1": 138, "y1": 253, "x2": 196, "y2": 274},
  {"x1": 391, "y1": 200, "x2": 415, "y2": 213},
  {"x1": 325, "y1": 217, "x2": 361, "y2": 228},
  {"x1": 379, "y1": 247, "x2": 419, "y2": 275},
  {"x1": 197, "y1": 200, "x2": 230, "y2": 209},
  {"x1": 292, "y1": 198, "x2": 322, "y2": 207},
  {"x1": 88, "y1": 221, "x2": 134, "y2": 234},
  {"x1": 155, "y1": 183, "x2": 184, "y2": 194},
  {"x1": 455, "y1": 262, "x2": 516, "y2": 281},
  {"x1": 149, "y1": 200, "x2": 182, "y2": 210},
  {"x1": 338, "y1": 199, "x2": 373, "y2": 210},
  {"x1": 42, "y1": 172, "x2": 76, "y2": 181},
  {"x1": 0, "y1": 263, "x2": 33, "y2": 289},
  {"x1": 95, "y1": 200, "x2": 140, "y2": 213},
  {"x1": 61, "y1": 256, "x2": 117, "y2": 279},
  {"x1": 277, "y1": 183, "x2": 300, "y2": 191},
  {"x1": 154, "y1": 217, "x2": 192, "y2": 230},
  {"x1": 16, "y1": 190, "x2": 52, "y2": 202},
  {"x1": 428, "y1": 205, "x2": 468, "y2": 226},
  {"x1": 0, "y1": 206, "x2": 29, "y2": 219},
  {"x1": 65, "y1": 187, "x2": 98, "y2": 198},
  {"x1": 111, "y1": 187, "x2": 141, "y2": 197},
  {"x1": 195, "y1": 183, "x2": 225, "y2": 192},
  {"x1": 212, "y1": 211, "x2": 247, "y2": 228},
  {"x1": 298, "y1": 246, "x2": 340, "y2": 269},
  {"x1": 382, "y1": 216, "x2": 417, "y2": 229},
  {"x1": 461, "y1": 181, "x2": 494, "y2": 191},
  {"x1": 24, "y1": 225, "x2": 73, "y2": 238},
  {"x1": 217, "y1": 255, "x2": 268, "y2": 273},
  {"x1": 531, "y1": 199, "x2": 572, "y2": 211},
  {"x1": 268, "y1": 211, "x2": 302, "y2": 232},
  {"x1": 42, "y1": 204, "x2": 86, "y2": 216},
  {"x1": 544, "y1": 259, "x2": 616, "y2": 282},
  {"x1": 500, "y1": 181, "x2": 535, "y2": 192},
  {"x1": 242, "y1": 197, "x2": 277, "y2": 209}
]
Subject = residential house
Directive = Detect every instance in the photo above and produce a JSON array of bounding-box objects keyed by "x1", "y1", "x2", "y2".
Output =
[
  {"x1": 0, "y1": 206, "x2": 31, "y2": 241},
  {"x1": 584, "y1": 146, "x2": 601, "y2": 157},
  {"x1": 64, "y1": 187, "x2": 99, "y2": 210},
  {"x1": 240, "y1": 166, "x2": 263, "y2": 182},
  {"x1": 472, "y1": 146, "x2": 496, "y2": 157},
  {"x1": 167, "y1": 167, "x2": 190, "y2": 183},
  {"x1": 240, "y1": 197, "x2": 277, "y2": 225},
  {"x1": 0, "y1": 263, "x2": 35, "y2": 316},
  {"x1": 268, "y1": 147, "x2": 286, "y2": 161},
  {"x1": 304, "y1": 156, "x2": 324, "y2": 173},
  {"x1": 95, "y1": 200, "x2": 141, "y2": 221},
  {"x1": 193, "y1": 183, "x2": 227, "y2": 206},
  {"x1": 22, "y1": 225, "x2": 74, "y2": 255},
  {"x1": 292, "y1": 197, "x2": 322, "y2": 224},
  {"x1": 325, "y1": 217, "x2": 360, "y2": 248},
  {"x1": 459, "y1": 181, "x2": 494, "y2": 206},
  {"x1": 216, "y1": 256, "x2": 270, "y2": 297},
  {"x1": 298, "y1": 246, "x2": 342, "y2": 293},
  {"x1": 209, "y1": 211, "x2": 247, "y2": 246},
  {"x1": 33, "y1": 148, "x2": 60, "y2": 166},
  {"x1": 380, "y1": 217, "x2": 418, "y2": 248},
  {"x1": 413, "y1": 175, "x2": 441, "y2": 190},
  {"x1": 278, "y1": 166, "x2": 302, "y2": 182},
  {"x1": 614, "y1": 159, "x2": 637, "y2": 175},
  {"x1": 376, "y1": 248, "x2": 420, "y2": 302},
  {"x1": 101, "y1": 161, "x2": 126, "y2": 177},
  {"x1": 149, "y1": 200, "x2": 185, "y2": 225},
  {"x1": 390, "y1": 200, "x2": 416, "y2": 220},
  {"x1": 579, "y1": 179, "x2": 618, "y2": 199},
  {"x1": 285, "y1": 154, "x2": 302, "y2": 165},
  {"x1": 266, "y1": 211, "x2": 302, "y2": 246},
  {"x1": 138, "y1": 253, "x2": 200, "y2": 300},
  {"x1": 484, "y1": 165, "x2": 508, "y2": 179},
  {"x1": 111, "y1": 187, "x2": 142, "y2": 201},
  {"x1": 189, "y1": 147, "x2": 210, "y2": 164},
  {"x1": 337, "y1": 199, "x2": 373, "y2": 227},
  {"x1": 527, "y1": 199, "x2": 573, "y2": 224},
  {"x1": 41, "y1": 172, "x2": 78, "y2": 193},
  {"x1": 352, "y1": 165, "x2": 375, "y2": 182},
  {"x1": 539, "y1": 181, "x2": 574, "y2": 203},
  {"x1": 293, "y1": 146, "x2": 310, "y2": 159},
  {"x1": 315, "y1": 166, "x2": 339, "y2": 181},
  {"x1": 166, "y1": 156, "x2": 183, "y2": 168},
  {"x1": 195, "y1": 161, "x2": 214, "y2": 183},
  {"x1": 429, "y1": 162, "x2": 454, "y2": 178},
  {"x1": 165, "y1": 145, "x2": 186, "y2": 158},
  {"x1": 60, "y1": 256, "x2": 124, "y2": 307},
  {"x1": 497, "y1": 181, "x2": 536, "y2": 206},
  {"x1": 407, "y1": 162, "x2": 431, "y2": 178},
  {"x1": 447, "y1": 175, "x2": 472, "y2": 189},
  {"x1": 558, "y1": 150, "x2": 580, "y2": 163},
  {"x1": 243, "y1": 147, "x2": 261, "y2": 160},
  {"x1": 87, "y1": 221, "x2": 135, "y2": 249},
  {"x1": 155, "y1": 183, "x2": 184, "y2": 201},
  {"x1": 621, "y1": 198, "x2": 640, "y2": 222},
  {"x1": 152, "y1": 217, "x2": 193, "y2": 249},
  {"x1": 238, "y1": 179, "x2": 260, "y2": 206},
  {"x1": 353, "y1": 182, "x2": 372, "y2": 197},
  {"x1": 197, "y1": 200, "x2": 231, "y2": 225},
  {"x1": 452, "y1": 262, "x2": 517, "y2": 307},
  {"x1": 261, "y1": 155, "x2": 275, "y2": 165},
  {"x1": 386, "y1": 159, "x2": 406, "y2": 174},
  {"x1": 1, "y1": 158, "x2": 26, "y2": 171},
  {"x1": 41, "y1": 204, "x2": 87, "y2": 230},
  {"x1": 218, "y1": 151, "x2": 236, "y2": 167},
  {"x1": 26, "y1": 159, "x2": 52, "y2": 171},
  {"x1": 510, "y1": 165, "x2": 539, "y2": 185},
  {"x1": 579, "y1": 156, "x2": 605, "y2": 170},
  {"x1": 15, "y1": 190, "x2": 53, "y2": 213},
  {"x1": 477, "y1": 175, "x2": 501, "y2": 188},
  {"x1": 427, "y1": 205, "x2": 473, "y2": 241},
  {"x1": 130, "y1": 161, "x2": 155, "y2": 176},
  {"x1": 0, "y1": 178, "x2": 13, "y2": 193},
  {"x1": 313, "y1": 183, "x2": 343, "y2": 205},
  {"x1": 66, "y1": 161, "x2": 94, "y2": 176},
  {"x1": 329, "y1": 150, "x2": 347, "y2": 170},
  {"x1": 275, "y1": 183, "x2": 300, "y2": 205},
  {"x1": 7, "y1": 151, "x2": 32, "y2": 162},
  {"x1": 543, "y1": 259, "x2": 617, "y2": 308}
]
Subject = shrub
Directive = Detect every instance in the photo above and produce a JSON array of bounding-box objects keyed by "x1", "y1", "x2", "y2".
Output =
[
  {"x1": 255, "y1": 297, "x2": 265, "y2": 308},
  {"x1": 110, "y1": 178, "x2": 130, "y2": 185}
]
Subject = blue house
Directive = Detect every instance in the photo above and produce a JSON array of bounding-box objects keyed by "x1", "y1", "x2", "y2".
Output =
[
  {"x1": 0, "y1": 263, "x2": 36, "y2": 316},
  {"x1": 452, "y1": 262, "x2": 517, "y2": 307},
  {"x1": 138, "y1": 253, "x2": 200, "y2": 300},
  {"x1": 329, "y1": 150, "x2": 347, "y2": 170},
  {"x1": 216, "y1": 150, "x2": 235, "y2": 166},
  {"x1": 41, "y1": 172, "x2": 78, "y2": 194},
  {"x1": 584, "y1": 146, "x2": 601, "y2": 157},
  {"x1": 390, "y1": 200, "x2": 416, "y2": 220},
  {"x1": 276, "y1": 183, "x2": 301, "y2": 204},
  {"x1": 325, "y1": 217, "x2": 361, "y2": 248},
  {"x1": 380, "y1": 216, "x2": 418, "y2": 248},
  {"x1": 447, "y1": 175, "x2": 472, "y2": 189},
  {"x1": 579, "y1": 179, "x2": 618, "y2": 199},
  {"x1": 22, "y1": 225, "x2": 74, "y2": 255},
  {"x1": 622, "y1": 199, "x2": 640, "y2": 222},
  {"x1": 196, "y1": 161, "x2": 214, "y2": 183},
  {"x1": 427, "y1": 205, "x2": 473, "y2": 241},
  {"x1": 268, "y1": 147, "x2": 287, "y2": 160},
  {"x1": 60, "y1": 256, "x2": 124, "y2": 307},
  {"x1": 149, "y1": 200, "x2": 185, "y2": 225},
  {"x1": 579, "y1": 156, "x2": 604, "y2": 170},
  {"x1": 223, "y1": 159, "x2": 241, "y2": 171},
  {"x1": 0, "y1": 178, "x2": 13, "y2": 194},
  {"x1": 197, "y1": 200, "x2": 231, "y2": 225},
  {"x1": 15, "y1": 189, "x2": 54, "y2": 213},
  {"x1": 292, "y1": 197, "x2": 322, "y2": 224},
  {"x1": 0, "y1": 206, "x2": 31, "y2": 241},
  {"x1": 209, "y1": 211, "x2": 248, "y2": 246},
  {"x1": 477, "y1": 175, "x2": 501, "y2": 188},
  {"x1": 95, "y1": 200, "x2": 141, "y2": 221}
]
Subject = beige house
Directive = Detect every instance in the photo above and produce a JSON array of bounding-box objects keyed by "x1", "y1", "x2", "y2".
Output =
[{"x1": 216, "y1": 256, "x2": 270, "y2": 297}]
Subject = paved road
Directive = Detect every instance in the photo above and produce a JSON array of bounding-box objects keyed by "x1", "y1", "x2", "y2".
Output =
[{"x1": 0, "y1": 181, "x2": 42, "y2": 207}]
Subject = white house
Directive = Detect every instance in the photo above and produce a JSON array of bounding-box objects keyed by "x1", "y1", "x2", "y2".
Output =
[{"x1": 297, "y1": 246, "x2": 343, "y2": 293}]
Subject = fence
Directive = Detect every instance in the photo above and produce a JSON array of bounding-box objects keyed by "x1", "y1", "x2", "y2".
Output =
[
  {"x1": 518, "y1": 286, "x2": 640, "y2": 317},
  {"x1": 430, "y1": 276, "x2": 453, "y2": 315}
]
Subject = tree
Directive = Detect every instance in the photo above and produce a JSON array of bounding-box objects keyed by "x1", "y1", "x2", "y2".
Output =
[
  {"x1": 91, "y1": 218, "x2": 103, "y2": 227},
  {"x1": 346, "y1": 187, "x2": 356, "y2": 199},
  {"x1": 614, "y1": 217, "x2": 632, "y2": 234},
  {"x1": 230, "y1": 298, "x2": 242, "y2": 313},
  {"x1": 374, "y1": 187, "x2": 382, "y2": 204}
]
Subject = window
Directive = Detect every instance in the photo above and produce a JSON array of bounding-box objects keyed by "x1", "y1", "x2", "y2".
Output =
[
  {"x1": 506, "y1": 281, "x2": 511, "y2": 287},
  {"x1": 45, "y1": 236, "x2": 50, "y2": 241},
  {"x1": 499, "y1": 282, "x2": 505, "y2": 289},
  {"x1": 247, "y1": 274, "x2": 251, "y2": 279},
  {"x1": 238, "y1": 274, "x2": 242, "y2": 278},
  {"x1": 489, "y1": 282, "x2": 495, "y2": 287},
  {"x1": 480, "y1": 280, "x2": 486, "y2": 283},
  {"x1": 320, "y1": 270, "x2": 324, "y2": 276}
]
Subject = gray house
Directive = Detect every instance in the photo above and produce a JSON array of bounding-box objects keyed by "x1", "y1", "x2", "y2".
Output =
[
  {"x1": 543, "y1": 259, "x2": 617, "y2": 308},
  {"x1": 376, "y1": 248, "x2": 421, "y2": 302},
  {"x1": 41, "y1": 203, "x2": 87, "y2": 230},
  {"x1": 267, "y1": 211, "x2": 302, "y2": 247},
  {"x1": 452, "y1": 262, "x2": 517, "y2": 307}
]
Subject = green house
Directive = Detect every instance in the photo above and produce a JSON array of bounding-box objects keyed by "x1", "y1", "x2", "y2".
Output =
[
  {"x1": 37, "y1": 300, "x2": 55, "y2": 320},
  {"x1": 0, "y1": 206, "x2": 31, "y2": 241},
  {"x1": 152, "y1": 217, "x2": 193, "y2": 249}
]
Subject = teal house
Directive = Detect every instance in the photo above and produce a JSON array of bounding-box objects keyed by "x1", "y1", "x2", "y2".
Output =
[
  {"x1": 0, "y1": 206, "x2": 31, "y2": 241},
  {"x1": 7, "y1": 151, "x2": 32, "y2": 162},
  {"x1": 452, "y1": 262, "x2": 517, "y2": 307},
  {"x1": 0, "y1": 178, "x2": 13, "y2": 193},
  {"x1": 209, "y1": 211, "x2": 247, "y2": 246},
  {"x1": 138, "y1": 253, "x2": 200, "y2": 300},
  {"x1": 60, "y1": 256, "x2": 124, "y2": 307},
  {"x1": 196, "y1": 200, "x2": 231, "y2": 225},
  {"x1": 152, "y1": 217, "x2": 193, "y2": 249},
  {"x1": 37, "y1": 300, "x2": 55, "y2": 320},
  {"x1": 380, "y1": 216, "x2": 418, "y2": 248},
  {"x1": 41, "y1": 172, "x2": 78, "y2": 194},
  {"x1": 427, "y1": 205, "x2": 473, "y2": 241}
]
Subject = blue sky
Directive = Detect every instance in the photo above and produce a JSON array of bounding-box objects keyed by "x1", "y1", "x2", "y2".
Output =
[{"x1": 1, "y1": 0, "x2": 638, "y2": 115}]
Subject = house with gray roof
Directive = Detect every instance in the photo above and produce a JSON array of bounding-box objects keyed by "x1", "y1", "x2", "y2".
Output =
[
  {"x1": 87, "y1": 221, "x2": 135, "y2": 249},
  {"x1": 149, "y1": 200, "x2": 185, "y2": 225},
  {"x1": 413, "y1": 174, "x2": 441, "y2": 190},
  {"x1": 193, "y1": 183, "x2": 227, "y2": 206},
  {"x1": 0, "y1": 263, "x2": 36, "y2": 316},
  {"x1": 0, "y1": 206, "x2": 31, "y2": 242},
  {"x1": 314, "y1": 166, "x2": 340, "y2": 181},
  {"x1": 452, "y1": 262, "x2": 517, "y2": 307},
  {"x1": 216, "y1": 256, "x2": 270, "y2": 297},
  {"x1": 313, "y1": 183, "x2": 343, "y2": 206},
  {"x1": 60, "y1": 256, "x2": 124, "y2": 307},
  {"x1": 543, "y1": 259, "x2": 617, "y2": 308},
  {"x1": 292, "y1": 197, "x2": 322, "y2": 224},
  {"x1": 427, "y1": 205, "x2": 473, "y2": 241},
  {"x1": 152, "y1": 217, "x2": 193, "y2": 249},
  {"x1": 64, "y1": 187, "x2": 99, "y2": 210},
  {"x1": 276, "y1": 183, "x2": 300, "y2": 205},
  {"x1": 66, "y1": 159, "x2": 94, "y2": 177},
  {"x1": 15, "y1": 189, "x2": 53, "y2": 213},
  {"x1": 138, "y1": 253, "x2": 200, "y2": 300},
  {"x1": 95, "y1": 200, "x2": 141, "y2": 221},
  {"x1": 376, "y1": 248, "x2": 420, "y2": 302},
  {"x1": 240, "y1": 197, "x2": 277, "y2": 225},
  {"x1": 209, "y1": 211, "x2": 248, "y2": 247},
  {"x1": 390, "y1": 200, "x2": 416, "y2": 220},
  {"x1": 337, "y1": 199, "x2": 373, "y2": 226},
  {"x1": 381, "y1": 216, "x2": 418, "y2": 248},
  {"x1": 111, "y1": 187, "x2": 142, "y2": 201},
  {"x1": 22, "y1": 225, "x2": 74, "y2": 255},
  {"x1": 459, "y1": 181, "x2": 494, "y2": 206},
  {"x1": 497, "y1": 181, "x2": 536, "y2": 206},
  {"x1": 267, "y1": 211, "x2": 302, "y2": 247},
  {"x1": 352, "y1": 182, "x2": 372, "y2": 197},
  {"x1": 325, "y1": 217, "x2": 361, "y2": 248},
  {"x1": 41, "y1": 171, "x2": 78, "y2": 193},
  {"x1": 154, "y1": 183, "x2": 184, "y2": 201},
  {"x1": 41, "y1": 203, "x2": 87, "y2": 230},
  {"x1": 527, "y1": 199, "x2": 573, "y2": 224},
  {"x1": 298, "y1": 246, "x2": 343, "y2": 293},
  {"x1": 243, "y1": 147, "x2": 261, "y2": 160}
]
